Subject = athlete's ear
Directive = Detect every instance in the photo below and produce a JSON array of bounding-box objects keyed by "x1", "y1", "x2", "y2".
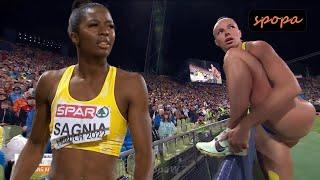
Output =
[
  {"x1": 213, "y1": 29, "x2": 219, "y2": 46},
  {"x1": 214, "y1": 39, "x2": 219, "y2": 47},
  {"x1": 239, "y1": 30, "x2": 242, "y2": 39},
  {"x1": 69, "y1": 32, "x2": 80, "y2": 46}
]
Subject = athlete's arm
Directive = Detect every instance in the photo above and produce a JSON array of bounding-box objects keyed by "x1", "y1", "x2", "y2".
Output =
[
  {"x1": 127, "y1": 73, "x2": 153, "y2": 180},
  {"x1": 241, "y1": 41, "x2": 302, "y2": 128},
  {"x1": 11, "y1": 72, "x2": 53, "y2": 180}
]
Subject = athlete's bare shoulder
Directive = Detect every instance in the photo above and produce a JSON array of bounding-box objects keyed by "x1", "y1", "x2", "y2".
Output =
[
  {"x1": 37, "y1": 66, "x2": 70, "y2": 103},
  {"x1": 116, "y1": 68, "x2": 146, "y2": 85},
  {"x1": 115, "y1": 67, "x2": 147, "y2": 98},
  {"x1": 246, "y1": 40, "x2": 269, "y2": 46},
  {"x1": 245, "y1": 40, "x2": 275, "y2": 58},
  {"x1": 41, "y1": 67, "x2": 68, "y2": 81}
]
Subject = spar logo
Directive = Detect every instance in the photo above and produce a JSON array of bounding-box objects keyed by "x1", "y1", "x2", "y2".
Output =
[
  {"x1": 96, "y1": 107, "x2": 109, "y2": 118},
  {"x1": 56, "y1": 104, "x2": 97, "y2": 119}
]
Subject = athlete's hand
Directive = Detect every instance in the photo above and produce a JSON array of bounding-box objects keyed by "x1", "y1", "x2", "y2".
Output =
[{"x1": 226, "y1": 124, "x2": 250, "y2": 153}]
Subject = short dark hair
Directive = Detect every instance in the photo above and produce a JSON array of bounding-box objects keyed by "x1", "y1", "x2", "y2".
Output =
[{"x1": 68, "y1": 0, "x2": 109, "y2": 34}]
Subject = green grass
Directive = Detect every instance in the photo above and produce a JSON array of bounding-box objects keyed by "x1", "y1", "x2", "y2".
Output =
[
  {"x1": 292, "y1": 115, "x2": 320, "y2": 180},
  {"x1": 292, "y1": 131, "x2": 320, "y2": 180},
  {"x1": 312, "y1": 116, "x2": 320, "y2": 134}
]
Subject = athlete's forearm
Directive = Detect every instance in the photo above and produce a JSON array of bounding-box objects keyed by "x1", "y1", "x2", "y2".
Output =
[
  {"x1": 241, "y1": 86, "x2": 301, "y2": 129},
  {"x1": 10, "y1": 139, "x2": 46, "y2": 180},
  {"x1": 134, "y1": 151, "x2": 153, "y2": 180}
]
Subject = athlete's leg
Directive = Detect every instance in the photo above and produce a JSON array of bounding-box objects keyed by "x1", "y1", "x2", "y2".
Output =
[
  {"x1": 255, "y1": 126, "x2": 293, "y2": 180},
  {"x1": 196, "y1": 50, "x2": 252, "y2": 156},
  {"x1": 224, "y1": 48, "x2": 253, "y2": 129}
]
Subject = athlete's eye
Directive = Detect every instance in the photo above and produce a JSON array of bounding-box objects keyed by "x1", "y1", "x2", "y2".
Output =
[{"x1": 89, "y1": 23, "x2": 98, "y2": 27}]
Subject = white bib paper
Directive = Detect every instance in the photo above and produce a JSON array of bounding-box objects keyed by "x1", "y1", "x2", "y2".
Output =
[{"x1": 51, "y1": 104, "x2": 111, "y2": 149}]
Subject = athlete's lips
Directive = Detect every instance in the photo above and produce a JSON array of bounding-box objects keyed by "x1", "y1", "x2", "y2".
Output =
[
  {"x1": 97, "y1": 39, "x2": 111, "y2": 49},
  {"x1": 97, "y1": 42, "x2": 110, "y2": 49},
  {"x1": 97, "y1": 38, "x2": 110, "y2": 44},
  {"x1": 225, "y1": 37, "x2": 234, "y2": 43}
]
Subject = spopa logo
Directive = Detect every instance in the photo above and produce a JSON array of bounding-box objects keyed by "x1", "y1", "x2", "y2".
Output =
[{"x1": 249, "y1": 10, "x2": 306, "y2": 31}]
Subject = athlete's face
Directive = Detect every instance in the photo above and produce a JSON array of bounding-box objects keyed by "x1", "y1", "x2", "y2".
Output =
[
  {"x1": 213, "y1": 18, "x2": 242, "y2": 52},
  {"x1": 71, "y1": 7, "x2": 115, "y2": 57}
]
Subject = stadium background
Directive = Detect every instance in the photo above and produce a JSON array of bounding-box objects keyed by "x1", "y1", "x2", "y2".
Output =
[{"x1": 0, "y1": 0, "x2": 319, "y2": 179}]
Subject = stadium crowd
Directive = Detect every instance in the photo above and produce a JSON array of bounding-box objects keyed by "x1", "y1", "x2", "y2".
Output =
[
  {"x1": 0, "y1": 43, "x2": 319, "y2": 178},
  {"x1": 298, "y1": 77, "x2": 320, "y2": 104},
  {"x1": 0, "y1": 44, "x2": 75, "y2": 134},
  {"x1": 1, "y1": 43, "x2": 320, "y2": 140}
]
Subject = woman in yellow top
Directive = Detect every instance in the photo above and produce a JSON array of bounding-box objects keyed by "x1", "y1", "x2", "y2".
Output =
[{"x1": 11, "y1": 1, "x2": 153, "y2": 179}]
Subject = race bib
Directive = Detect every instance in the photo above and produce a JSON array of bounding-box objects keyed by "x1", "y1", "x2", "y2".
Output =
[{"x1": 51, "y1": 104, "x2": 111, "y2": 149}]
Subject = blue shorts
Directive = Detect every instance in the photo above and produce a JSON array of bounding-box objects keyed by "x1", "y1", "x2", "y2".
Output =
[{"x1": 262, "y1": 124, "x2": 277, "y2": 136}]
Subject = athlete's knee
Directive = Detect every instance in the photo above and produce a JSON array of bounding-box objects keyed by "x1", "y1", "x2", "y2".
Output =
[{"x1": 224, "y1": 47, "x2": 242, "y2": 60}]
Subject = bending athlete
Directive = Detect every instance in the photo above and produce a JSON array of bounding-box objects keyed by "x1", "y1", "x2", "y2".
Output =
[{"x1": 197, "y1": 17, "x2": 316, "y2": 180}]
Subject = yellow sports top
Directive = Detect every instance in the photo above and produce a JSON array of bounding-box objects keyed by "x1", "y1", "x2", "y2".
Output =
[
  {"x1": 241, "y1": 41, "x2": 247, "y2": 50},
  {"x1": 49, "y1": 65, "x2": 127, "y2": 157}
]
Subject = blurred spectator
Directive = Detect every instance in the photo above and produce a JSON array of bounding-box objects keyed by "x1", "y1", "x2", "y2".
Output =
[
  {"x1": 154, "y1": 108, "x2": 164, "y2": 130},
  {"x1": 152, "y1": 126, "x2": 160, "y2": 142},
  {"x1": 168, "y1": 110, "x2": 177, "y2": 126},
  {"x1": 158, "y1": 112, "x2": 177, "y2": 139},
  {"x1": 9, "y1": 86, "x2": 23, "y2": 103},
  {"x1": 149, "y1": 105, "x2": 156, "y2": 120},
  {"x1": 188, "y1": 106, "x2": 198, "y2": 123},
  {"x1": 25, "y1": 89, "x2": 36, "y2": 137},
  {"x1": 2, "y1": 134, "x2": 27, "y2": 162},
  {"x1": 0, "y1": 100, "x2": 18, "y2": 126},
  {"x1": 0, "y1": 88, "x2": 7, "y2": 102},
  {"x1": 12, "y1": 90, "x2": 31, "y2": 114},
  {"x1": 121, "y1": 130, "x2": 133, "y2": 152}
]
